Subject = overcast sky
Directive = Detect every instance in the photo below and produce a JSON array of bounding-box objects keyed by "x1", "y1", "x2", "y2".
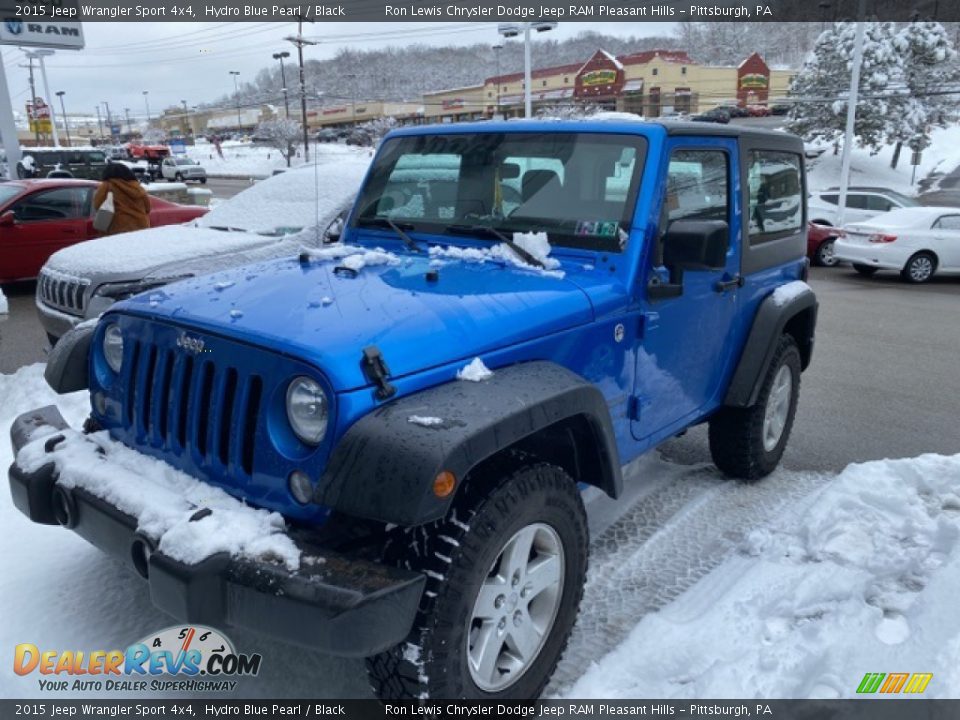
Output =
[{"x1": 1, "y1": 21, "x2": 675, "y2": 121}]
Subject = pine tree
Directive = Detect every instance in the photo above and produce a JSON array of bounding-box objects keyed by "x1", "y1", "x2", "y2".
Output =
[
  {"x1": 887, "y1": 22, "x2": 959, "y2": 168},
  {"x1": 787, "y1": 22, "x2": 902, "y2": 152}
]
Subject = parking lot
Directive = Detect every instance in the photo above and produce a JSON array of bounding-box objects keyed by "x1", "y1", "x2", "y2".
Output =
[{"x1": 2, "y1": 264, "x2": 958, "y2": 475}]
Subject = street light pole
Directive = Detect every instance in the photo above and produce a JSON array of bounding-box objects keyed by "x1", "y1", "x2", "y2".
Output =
[
  {"x1": 102, "y1": 101, "x2": 114, "y2": 141},
  {"x1": 273, "y1": 51, "x2": 291, "y2": 119},
  {"x1": 142, "y1": 90, "x2": 151, "y2": 125},
  {"x1": 22, "y1": 56, "x2": 39, "y2": 143},
  {"x1": 286, "y1": 21, "x2": 317, "y2": 163},
  {"x1": 229, "y1": 71, "x2": 242, "y2": 131},
  {"x1": 95, "y1": 105, "x2": 103, "y2": 139},
  {"x1": 498, "y1": 21, "x2": 557, "y2": 119},
  {"x1": 55, "y1": 91, "x2": 70, "y2": 146},
  {"x1": 124, "y1": 107, "x2": 132, "y2": 136},
  {"x1": 492, "y1": 43, "x2": 503, "y2": 118}
]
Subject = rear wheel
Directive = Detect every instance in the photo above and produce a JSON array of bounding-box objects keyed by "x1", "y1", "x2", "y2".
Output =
[
  {"x1": 901, "y1": 252, "x2": 936, "y2": 284},
  {"x1": 174, "y1": 173, "x2": 183, "y2": 182},
  {"x1": 366, "y1": 463, "x2": 587, "y2": 700},
  {"x1": 814, "y1": 238, "x2": 838, "y2": 267},
  {"x1": 709, "y1": 335, "x2": 801, "y2": 481},
  {"x1": 853, "y1": 264, "x2": 878, "y2": 277}
]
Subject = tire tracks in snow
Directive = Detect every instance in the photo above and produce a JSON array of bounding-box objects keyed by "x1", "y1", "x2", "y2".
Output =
[{"x1": 550, "y1": 459, "x2": 829, "y2": 692}]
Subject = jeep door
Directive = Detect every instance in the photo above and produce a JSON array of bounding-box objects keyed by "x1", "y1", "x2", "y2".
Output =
[{"x1": 631, "y1": 138, "x2": 742, "y2": 441}]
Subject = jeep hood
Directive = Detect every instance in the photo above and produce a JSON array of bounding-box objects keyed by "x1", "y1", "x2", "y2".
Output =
[{"x1": 118, "y1": 252, "x2": 595, "y2": 392}]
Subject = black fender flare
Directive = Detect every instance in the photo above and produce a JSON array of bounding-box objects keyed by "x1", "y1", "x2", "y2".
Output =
[
  {"x1": 316, "y1": 361, "x2": 622, "y2": 527},
  {"x1": 724, "y1": 285, "x2": 818, "y2": 408},
  {"x1": 44, "y1": 324, "x2": 95, "y2": 395}
]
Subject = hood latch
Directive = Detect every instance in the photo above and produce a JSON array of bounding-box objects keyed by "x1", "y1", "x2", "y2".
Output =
[{"x1": 361, "y1": 345, "x2": 397, "y2": 401}]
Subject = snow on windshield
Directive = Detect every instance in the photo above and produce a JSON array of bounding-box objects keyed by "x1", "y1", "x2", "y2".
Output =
[{"x1": 198, "y1": 157, "x2": 371, "y2": 234}]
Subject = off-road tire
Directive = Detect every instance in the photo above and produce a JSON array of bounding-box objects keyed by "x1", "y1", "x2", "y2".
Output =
[
  {"x1": 853, "y1": 264, "x2": 878, "y2": 277},
  {"x1": 174, "y1": 173, "x2": 183, "y2": 182},
  {"x1": 366, "y1": 463, "x2": 588, "y2": 700},
  {"x1": 708, "y1": 335, "x2": 801, "y2": 481},
  {"x1": 901, "y1": 252, "x2": 936, "y2": 284}
]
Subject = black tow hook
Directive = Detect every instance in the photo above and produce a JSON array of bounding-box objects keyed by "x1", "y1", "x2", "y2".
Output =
[
  {"x1": 130, "y1": 534, "x2": 157, "y2": 580},
  {"x1": 51, "y1": 485, "x2": 76, "y2": 529}
]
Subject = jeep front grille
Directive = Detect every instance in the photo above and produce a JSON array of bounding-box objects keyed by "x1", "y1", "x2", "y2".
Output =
[
  {"x1": 38, "y1": 272, "x2": 87, "y2": 316},
  {"x1": 124, "y1": 338, "x2": 263, "y2": 476}
]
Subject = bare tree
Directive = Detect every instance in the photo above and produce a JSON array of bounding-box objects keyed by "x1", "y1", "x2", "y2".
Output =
[{"x1": 255, "y1": 118, "x2": 302, "y2": 167}]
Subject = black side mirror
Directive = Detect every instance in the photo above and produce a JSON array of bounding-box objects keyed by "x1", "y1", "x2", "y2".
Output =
[{"x1": 649, "y1": 219, "x2": 729, "y2": 300}]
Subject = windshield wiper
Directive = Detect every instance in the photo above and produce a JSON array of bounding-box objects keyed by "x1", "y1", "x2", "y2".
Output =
[
  {"x1": 445, "y1": 224, "x2": 545, "y2": 269},
  {"x1": 356, "y1": 217, "x2": 422, "y2": 253},
  {"x1": 205, "y1": 225, "x2": 248, "y2": 233}
]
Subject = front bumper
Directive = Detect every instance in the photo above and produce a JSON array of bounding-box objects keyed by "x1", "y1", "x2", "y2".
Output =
[
  {"x1": 35, "y1": 298, "x2": 82, "y2": 341},
  {"x1": 8, "y1": 406, "x2": 425, "y2": 658}
]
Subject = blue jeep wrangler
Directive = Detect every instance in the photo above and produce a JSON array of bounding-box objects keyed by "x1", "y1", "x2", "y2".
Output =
[{"x1": 9, "y1": 120, "x2": 816, "y2": 700}]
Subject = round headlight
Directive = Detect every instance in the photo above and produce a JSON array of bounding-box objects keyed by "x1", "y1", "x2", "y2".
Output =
[
  {"x1": 286, "y1": 376, "x2": 328, "y2": 446},
  {"x1": 102, "y1": 323, "x2": 124, "y2": 373}
]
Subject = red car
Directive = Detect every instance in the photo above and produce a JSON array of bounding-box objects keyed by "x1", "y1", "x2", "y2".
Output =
[
  {"x1": 0, "y1": 179, "x2": 207, "y2": 283},
  {"x1": 807, "y1": 221, "x2": 842, "y2": 267},
  {"x1": 127, "y1": 143, "x2": 170, "y2": 161}
]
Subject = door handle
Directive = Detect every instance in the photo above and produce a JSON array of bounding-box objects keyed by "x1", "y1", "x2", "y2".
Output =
[{"x1": 714, "y1": 276, "x2": 744, "y2": 292}]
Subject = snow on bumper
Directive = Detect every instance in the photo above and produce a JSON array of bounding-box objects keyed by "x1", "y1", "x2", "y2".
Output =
[{"x1": 7, "y1": 406, "x2": 424, "y2": 657}]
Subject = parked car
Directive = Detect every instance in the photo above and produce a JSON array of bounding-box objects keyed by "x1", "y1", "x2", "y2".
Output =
[
  {"x1": 126, "y1": 143, "x2": 170, "y2": 161},
  {"x1": 107, "y1": 145, "x2": 130, "y2": 161},
  {"x1": 315, "y1": 128, "x2": 340, "y2": 143},
  {"x1": 833, "y1": 206, "x2": 960, "y2": 283},
  {"x1": 160, "y1": 157, "x2": 207, "y2": 183},
  {"x1": 36, "y1": 159, "x2": 370, "y2": 341},
  {"x1": 770, "y1": 103, "x2": 791, "y2": 116},
  {"x1": 12, "y1": 120, "x2": 817, "y2": 700},
  {"x1": 808, "y1": 186, "x2": 919, "y2": 226},
  {"x1": 807, "y1": 221, "x2": 842, "y2": 267},
  {"x1": 16, "y1": 148, "x2": 108, "y2": 180},
  {"x1": 747, "y1": 105, "x2": 771, "y2": 117},
  {"x1": 692, "y1": 107, "x2": 731, "y2": 124},
  {"x1": 0, "y1": 179, "x2": 206, "y2": 284}
]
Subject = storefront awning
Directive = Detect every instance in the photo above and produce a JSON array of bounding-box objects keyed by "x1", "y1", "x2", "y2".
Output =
[
  {"x1": 498, "y1": 88, "x2": 575, "y2": 106},
  {"x1": 623, "y1": 79, "x2": 644, "y2": 93}
]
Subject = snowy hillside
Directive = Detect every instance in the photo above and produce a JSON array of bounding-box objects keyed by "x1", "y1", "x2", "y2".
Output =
[{"x1": 1, "y1": 364, "x2": 958, "y2": 698}]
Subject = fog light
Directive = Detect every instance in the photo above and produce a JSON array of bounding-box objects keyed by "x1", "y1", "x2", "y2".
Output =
[
  {"x1": 288, "y1": 471, "x2": 314, "y2": 505},
  {"x1": 433, "y1": 470, "x2": 456, "y2": 498}
]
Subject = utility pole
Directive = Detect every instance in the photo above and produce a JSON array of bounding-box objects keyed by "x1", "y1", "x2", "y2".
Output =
[
  {"x1": 286, "y1": 19, "x2": 316, "y2": 162},
  {"x1": 22, "y1": 56, "x2": 39, "y2": 143},
  {"x1": 181, "y1": 100, "x2": 192, "y2": 137},
  {"x1": 229, "y1": 71, "x2": 241, "y2": 130},
  {"x1": 492, "y1": 43, "x2": 503, "y2": 118},
  {"x1": 124, "y1": 107, "x2": 132, "y2": 136},
  {"x1": 273, "y1": 51, "x2": 291, "y2": 118},
  {"x1": 55, "y1": 91, "x2": 70, "y2": 146},
  {"x1": 142, "y1": 90, "x2": 151, "y2": 125},
  {"x1": 95, "y1": 105, "x2": 103, "y2": 139},
  {"x1": 836, "y1": 1, "x2": 866, "y2": 228},
  {"x1": 103, "y1": 101, "x2": 114, "y2": 142}
]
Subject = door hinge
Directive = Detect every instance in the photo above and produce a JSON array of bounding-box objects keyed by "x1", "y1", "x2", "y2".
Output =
[{"x1": 627, "y1": 396, "x2": 641, "y2": 421}]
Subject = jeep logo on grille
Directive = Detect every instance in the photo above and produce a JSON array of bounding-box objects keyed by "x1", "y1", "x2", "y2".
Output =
[{"x1": 176, "y1": 333, "x2": 206, "y2": 354}]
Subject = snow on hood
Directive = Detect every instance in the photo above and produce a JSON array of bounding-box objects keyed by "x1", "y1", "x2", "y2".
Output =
[
  {"x1": 196, "y1": 158, "x2": 370, "y2": 234},
  {"x1": 44, "y1": 225, "x2": 282, "y2": 279}
]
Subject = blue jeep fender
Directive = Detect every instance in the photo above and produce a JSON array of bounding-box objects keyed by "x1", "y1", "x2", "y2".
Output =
[
  {"x1": 724, "y1": 286, "x2": 818, "y2": 408},
  {"x1": 315, "y1": 361, "x2": 622, "y2": 526}
]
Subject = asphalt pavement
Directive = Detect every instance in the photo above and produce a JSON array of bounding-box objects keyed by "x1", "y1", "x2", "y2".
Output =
[{"x1": 2, "y1": 264, "x2": 958, "y2": 473}]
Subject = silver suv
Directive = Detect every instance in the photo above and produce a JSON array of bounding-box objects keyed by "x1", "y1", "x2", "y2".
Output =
[{"x1": 160, "y1": 156, "x2": 207, "y2": 183}]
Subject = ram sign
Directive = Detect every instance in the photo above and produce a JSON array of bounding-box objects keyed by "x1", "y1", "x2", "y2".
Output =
[{"x1": 0, "y1": 18, "x2": 84, "y2": 49}]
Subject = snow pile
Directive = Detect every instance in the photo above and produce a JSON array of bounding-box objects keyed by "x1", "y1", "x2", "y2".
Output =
[
  {"x1": 429, "y1": 231, "x2": 565, "y2": 279},
  {"x1": 565, "y1": 453, "x2": 960, "y2": 699},
  {"x1": 457, "y1": 357, "x2": 493, "y2": 382},
  {"x1": 0, "y1": 288, "x2": 7, "y2": 315},
  {"x1": 770, "y1": 280, "x2": 811, "y2": 307},
  {"x1": 16, "y1": 428, "x2": 301, "y2": 572},
  {"x1": 185, "y1": 141, "x2": 367, "y2": 179},
  {"x1": 408, "y1": 415, "x2": 443, "y2": 427},
  {"x1": 299, "y1": 244, "x2": 400, "y2": 272},
  {"x1": 196, "y1": 158, "x2": 369, "y2": 234}
]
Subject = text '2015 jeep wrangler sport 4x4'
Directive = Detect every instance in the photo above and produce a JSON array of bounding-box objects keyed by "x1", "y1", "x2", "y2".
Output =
[{"x1": 9, "y1": 120, "x2": 816, "y2": 700}]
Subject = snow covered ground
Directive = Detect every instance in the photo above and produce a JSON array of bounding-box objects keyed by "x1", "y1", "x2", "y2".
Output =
[
  {"x1": 185, "y1": 140, "x2": 371, "y2": 179},
  {"x1": 1, "y1": 364, "x2": 958, "y2": 699},
  {"x1": 806, "y1": 123, "x2": 960, "y2": 195}
]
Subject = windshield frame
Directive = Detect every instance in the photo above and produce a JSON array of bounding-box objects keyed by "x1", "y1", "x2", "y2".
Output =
[{"x1": 351, "y1": 130, "x2": 648, "y2": 254}]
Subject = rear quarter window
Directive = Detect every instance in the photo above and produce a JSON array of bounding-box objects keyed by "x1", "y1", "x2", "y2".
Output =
[{"x1": 747, "y1": 150, "x2": 803, "y2": 241}]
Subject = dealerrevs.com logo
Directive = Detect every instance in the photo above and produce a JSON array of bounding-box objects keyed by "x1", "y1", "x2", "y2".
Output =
[{"x1": 14, "y1": 625, "x2": 262, "y2": 693}]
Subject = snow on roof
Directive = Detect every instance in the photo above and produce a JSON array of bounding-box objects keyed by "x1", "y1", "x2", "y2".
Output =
[
  {"x1": 600, "y1": 49, "x2": 625, "y2": 70},
  {"x1": 847, "y1": 206, "x2": 958, "y2": 230}
]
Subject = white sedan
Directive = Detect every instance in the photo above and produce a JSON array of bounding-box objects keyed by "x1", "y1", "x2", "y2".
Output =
[{"x1": 834, "y1": 207, "x2": 960, "y2": 283}]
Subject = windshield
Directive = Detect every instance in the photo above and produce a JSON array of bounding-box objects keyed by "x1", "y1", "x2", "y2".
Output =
[
  {"x1": 174, "y1": 158, "x2": 194, "y2": 166},
  {"x1": 353, "y1": 132, "x2": 647, "y2": 253}
]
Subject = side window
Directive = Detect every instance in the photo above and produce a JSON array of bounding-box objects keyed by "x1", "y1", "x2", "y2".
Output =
[
  {"x1": 866, "y1": 195, "x2": 893, "y2": 212},
  {"x1": 846, "y1": 194, "x2": 868, "y2": 210},
  {"x1": 665, "y1": 149, "x2": 728, "y2": 223},
  {"x1": 820, "y1": 194, "x2": 839, "y2": 206},
  {"x1": 11, "y1": 188, "x2": 89, "y2": 222},
  {"x1": 934, "y1": 215, "x2": 960, "y2": 230},
  {"x1": 747, "y1": 150, "x2": 802, "y2": 239}
]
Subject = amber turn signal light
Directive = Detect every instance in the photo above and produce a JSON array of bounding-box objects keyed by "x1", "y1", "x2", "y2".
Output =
[{"x1": 433, "y1": 470, "x2": 456, "y2": 498}]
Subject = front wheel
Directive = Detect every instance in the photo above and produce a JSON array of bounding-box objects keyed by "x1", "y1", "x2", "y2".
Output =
[
  {"x1": 708, "y1": 335, "x2": 801, "y2": 481},
  {"x1": 366, "y1": 463, "x2": 588, "y2": 700},
  {"x1": 901, "y1": 252, "x2": 936, "y2": 284},
  {"x1": 814, "y1": 238, "x2": 839, "y2": 267},
  {"x1": 853, "y1": 264, "x2": 879, "y2": 277},
  {"x1": 174, "y1": 173, "x2": 183, "y2": 182}
]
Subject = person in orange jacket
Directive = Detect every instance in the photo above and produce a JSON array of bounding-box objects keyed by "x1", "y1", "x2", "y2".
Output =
[{"x1": 93, "y1": 163, "x2": 151, "y2": 235}]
